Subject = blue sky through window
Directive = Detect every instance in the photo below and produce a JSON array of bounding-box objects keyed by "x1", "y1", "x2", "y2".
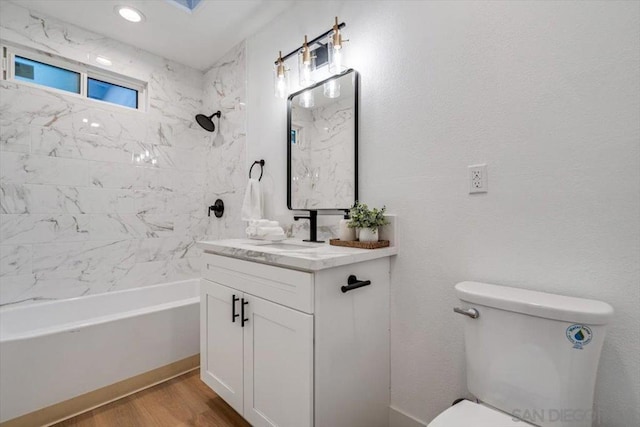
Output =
[
  {"x1": 14, "y1": 56, "x2": 80, "y2": 94},
  {"x1": 87, "y1": 78, "x2": 138, "y2": 109},
  {"x1": 168, "y1": 0, "x2": 202, "y2": 11}
]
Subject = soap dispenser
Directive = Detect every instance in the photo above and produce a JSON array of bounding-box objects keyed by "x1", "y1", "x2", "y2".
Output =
[{"x1": 339, "y1": 212, "x2": 356, "y2": 242}]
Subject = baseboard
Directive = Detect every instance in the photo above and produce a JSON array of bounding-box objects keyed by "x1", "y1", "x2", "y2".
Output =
[
  {"x1": 1, "y1": 354, "x2": 200, "y2": 427},
  {"x1": 389, "y1": 405, "x2": 428, "y2": 427}
]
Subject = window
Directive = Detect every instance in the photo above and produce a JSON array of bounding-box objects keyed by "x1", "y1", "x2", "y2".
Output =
[
  {"x1": 14, "y1": 56, "x2": 80, "y2": 94},
  {"x1": 88, "y1": 78, "x2": 138, "y2": 109},
  {"x1": 3, "y1": 44, "x2": 146, "y2": 110}
]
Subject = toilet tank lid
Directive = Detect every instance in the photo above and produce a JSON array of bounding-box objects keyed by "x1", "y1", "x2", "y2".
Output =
[{"x1": 455, "y1": 282, "x2": 614, "y2": 325}]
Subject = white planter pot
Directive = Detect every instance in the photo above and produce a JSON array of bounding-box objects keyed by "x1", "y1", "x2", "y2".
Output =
[
  {"x1": 359, "y1": 228, "x2": 378, "y2": 242},
  {"x1": 339, "y1": 220, "x2": 356, "y2": 241}
]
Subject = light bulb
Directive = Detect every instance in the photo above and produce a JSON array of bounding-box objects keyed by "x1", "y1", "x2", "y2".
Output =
[
  {"x1": 276, "y1": 77, "x2": 286, "y2": 98},
  {"x1": 330, "y1": 48, "x2": 342, "y2": 74},
  {"x1": 328, "y1": 17, "x2": 346, "y2": 75},
  {"x1": 323, "y1": 79, "x2": 340, "y2": 98},
  {"x1": 299, "y1": 90, "x2": 314, "y2": 108},
  {"x1": 298, "y1": 35, "x2": 316, "y2": 87},
  {"x1": 302, "y1": 65, "x2": 312, "y2": 84},
  {"x1": 273, "y1": 51, "x2": 289, "y2": 99}
]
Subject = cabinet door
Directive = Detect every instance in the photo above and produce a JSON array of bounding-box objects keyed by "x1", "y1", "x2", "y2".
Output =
[
  {"x1": 200, "y1": 279, "x2": 244, "y2": 414},
  {"x1": 243, "y1": 294, "x2": 313, "y2": 427}
]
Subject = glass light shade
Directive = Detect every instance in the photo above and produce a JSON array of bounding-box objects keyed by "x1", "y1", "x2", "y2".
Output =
[
  {"x1": 299, "y1": 90, "x2": 315, "y2": 108},
  {"x1": 328, "y1": 34, "x2": 346, "y2": 75},
  {"x1": 298, "y1": 48, "x2": 316, "y2": 87},
  {"x1": 323, "y1": 79, "x2": 341, "y2": 98},
  {"x1": 273, "y1": 63, "x2": 289, "y2": 99}
]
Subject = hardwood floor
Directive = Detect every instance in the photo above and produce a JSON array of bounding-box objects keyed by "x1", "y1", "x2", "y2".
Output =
[{"x1": 54, "y1": 370, "x2": 250, "y2": 427}]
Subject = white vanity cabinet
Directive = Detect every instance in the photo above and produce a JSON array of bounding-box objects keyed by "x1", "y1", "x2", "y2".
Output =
[{"x1": 199, "y1": 246, "x2": 393, "y2": 427}]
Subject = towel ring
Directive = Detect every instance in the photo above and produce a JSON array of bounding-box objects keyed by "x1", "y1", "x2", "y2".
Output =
[{"x1": 250, "y1": 159, "x2": 265, "y2": 181}]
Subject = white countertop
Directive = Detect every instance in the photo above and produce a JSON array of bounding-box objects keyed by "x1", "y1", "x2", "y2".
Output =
[{"x1": 197, "y1": 239, "x2": 398, "y2": 271}]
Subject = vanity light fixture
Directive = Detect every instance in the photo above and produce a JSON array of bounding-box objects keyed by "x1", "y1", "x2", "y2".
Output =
[
  {"x1": 328, "y1": 16, "x2": 347, "y2": 74},
  {"x1": 274, "y1": 51, "x2": 289, "y2": 99},
  {"x1": 298, "y1": 35, "x2": 316, "y2": 87},
  {"x1": 274, "y1": 20, "x2": 347, "y2": 99},
  {"x1": 116, "y1": 6, "x2": 145, "y2": 23}
]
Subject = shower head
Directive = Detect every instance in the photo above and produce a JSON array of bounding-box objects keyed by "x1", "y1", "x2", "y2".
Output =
[{"x1": 195, "y1": 110, "x2": 221, "y2": 132}]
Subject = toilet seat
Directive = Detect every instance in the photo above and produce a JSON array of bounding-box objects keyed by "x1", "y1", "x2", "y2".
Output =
[{"x1": 428, "y1": 400, "x2": 534, "y2": 427}]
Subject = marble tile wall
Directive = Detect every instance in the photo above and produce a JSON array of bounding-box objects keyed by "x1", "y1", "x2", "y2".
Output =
[
  {"x1": 290, "y1": 97, "x2": 355, "y2": 209},
  {"x1": 0, "y1": 2, "x2": 246, "y2": 307},
  {"x1": 201, "y1": 43, "x2": 248, "y2": 242}
]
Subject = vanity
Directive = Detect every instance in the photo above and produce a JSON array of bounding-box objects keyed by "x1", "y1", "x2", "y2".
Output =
[
  {"x1": 197, "y1": 239, "x2": 397, "y2": 427},
  {"x1": 198, "y1": 63, "x2": 392, "y2": 425}
]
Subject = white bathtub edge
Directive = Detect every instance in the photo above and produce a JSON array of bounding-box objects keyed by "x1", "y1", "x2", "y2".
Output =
[{"x1": 1, "y1": 296, "x2": 200, "y2": 343}]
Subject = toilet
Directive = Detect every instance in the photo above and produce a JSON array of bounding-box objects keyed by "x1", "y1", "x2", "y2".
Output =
[{"x1": 429, "y1": 281, "x2": 613, "y2": 427}]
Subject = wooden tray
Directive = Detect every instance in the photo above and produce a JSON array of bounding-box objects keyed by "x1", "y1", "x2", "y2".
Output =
[{"x1": 329, "y1": 239, "x2": 390, "y2": 249}]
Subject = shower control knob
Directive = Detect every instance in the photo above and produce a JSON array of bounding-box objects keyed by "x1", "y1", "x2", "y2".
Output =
[{"x1": 208, "y1": 199, "x2": 224, "y2": 218}]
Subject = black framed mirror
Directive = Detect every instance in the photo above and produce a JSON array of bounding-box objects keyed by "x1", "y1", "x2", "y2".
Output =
[{"x1": 287, "y1": 69, "x2": 358, "y2": 210}]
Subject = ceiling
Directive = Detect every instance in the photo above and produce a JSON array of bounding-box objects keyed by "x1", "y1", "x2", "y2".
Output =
[{"x1": 12, "y1": 0, "x2": 292, "y2": 71}]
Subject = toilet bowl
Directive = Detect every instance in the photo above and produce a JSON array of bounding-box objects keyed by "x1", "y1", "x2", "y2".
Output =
[
  {"x1": 428, "y1": 400, "x2": 534, "y2": 427},
  {"x1": 428, "y1": 281, "x2": 613, "y2": 427}
]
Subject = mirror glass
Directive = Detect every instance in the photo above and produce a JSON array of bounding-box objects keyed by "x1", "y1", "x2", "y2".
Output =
[{"x1": 287, "y1": 69, "x2": 358, "y2": 210}]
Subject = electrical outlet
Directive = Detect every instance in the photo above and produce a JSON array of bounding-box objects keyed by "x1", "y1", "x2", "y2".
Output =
[{"x1": 468, "y1": 164, "x2": 488, "y2": 194}]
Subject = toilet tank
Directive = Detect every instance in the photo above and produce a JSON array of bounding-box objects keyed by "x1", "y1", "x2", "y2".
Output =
[{"x1": 455, "y1": 282, "x2": 613, "y2": 427}]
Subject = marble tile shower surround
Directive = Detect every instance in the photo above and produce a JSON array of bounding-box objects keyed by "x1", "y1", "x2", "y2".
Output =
[
  {"x1": 0, "y1": 3, "x2": 247, "y2": 307},
  {"x1": 291, "y1": 97, "x2": 355, "y2": 209},
  {"x1": 202, "y1": 43, "x2": 248, "y2": 242}
]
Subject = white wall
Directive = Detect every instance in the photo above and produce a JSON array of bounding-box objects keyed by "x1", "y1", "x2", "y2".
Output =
[{"x1": 245, "y1": 1, "x2": 640, "y2": 426}]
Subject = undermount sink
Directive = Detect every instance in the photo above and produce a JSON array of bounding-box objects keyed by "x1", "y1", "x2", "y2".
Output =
[{"x1": 253, "y1": 242, "x2": 316, "y2": 251}]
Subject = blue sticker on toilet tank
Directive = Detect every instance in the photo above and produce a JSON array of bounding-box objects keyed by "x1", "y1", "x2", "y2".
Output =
[{"x1": 566, "y1": 324, "x2": 592, "y2": 349}]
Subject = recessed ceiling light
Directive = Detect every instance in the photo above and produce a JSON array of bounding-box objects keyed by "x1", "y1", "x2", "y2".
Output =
[
  {"x1": 116, "y1": 6, "x2": 144, "y2": 23},
  {"x1": 96, "y1": 56, "x2": 112, "y2": 66}
]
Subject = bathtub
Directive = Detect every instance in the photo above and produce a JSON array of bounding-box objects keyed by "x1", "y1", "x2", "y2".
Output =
[{"x1": 0, "y1": 279, "x2": 200, "y2": 424}]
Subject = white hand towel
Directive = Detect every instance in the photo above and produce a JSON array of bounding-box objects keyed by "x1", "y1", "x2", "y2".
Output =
[
  {"x1": 255, "y1": 226, "x2": 285, "y2": 237},
  {"x1": 246, "y1": 227, "x2": 285, "y2": 241},
  {"x1": 241, "y1": 178, "x2": 263, "y2": 221},
  {"x1": 249, "y1": 219, "x2": 278, "y2": 227}
]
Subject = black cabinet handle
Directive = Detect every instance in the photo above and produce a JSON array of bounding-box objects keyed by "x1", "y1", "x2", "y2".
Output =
[
  {"x1": 232, "y1": 295, "x2": 239, "y2": 323},
  {"x1": 241, "y1": 298, "x2": 249, "y2": 327},
  {"x1": 341, "y1": 275, "x2": 371, "y2": 293}
]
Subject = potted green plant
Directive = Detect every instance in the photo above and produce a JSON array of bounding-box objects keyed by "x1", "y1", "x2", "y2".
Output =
[{"x1": 348, "y1": 202, "x2": 390, "y2": 242}]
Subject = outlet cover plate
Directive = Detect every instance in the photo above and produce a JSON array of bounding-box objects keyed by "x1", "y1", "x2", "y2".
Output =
[{"x1": 469, "y1": 164, "x2": 488, "y2": 194}]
